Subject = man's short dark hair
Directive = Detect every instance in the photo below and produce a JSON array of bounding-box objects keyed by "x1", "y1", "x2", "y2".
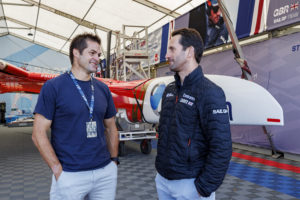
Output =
[
  {"x1": 172, "y1": 28, "x2": 204, "y2": 63},
  {"x1": 69, "y1": 33, "x2": 101, "y2": 64}
]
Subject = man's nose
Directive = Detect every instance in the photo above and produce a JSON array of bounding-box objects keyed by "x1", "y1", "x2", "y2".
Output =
[
  {"x1": 94, "y1": 55, "x2": 100, "y2": 62},
  {"x1": 165, "y1": 52, "x2": 170, "y2": 60}
]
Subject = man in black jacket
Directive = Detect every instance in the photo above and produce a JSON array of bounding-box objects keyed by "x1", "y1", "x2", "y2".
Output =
[{"x1": 155, "y1": 28, "x2": 232, "y2": 200}]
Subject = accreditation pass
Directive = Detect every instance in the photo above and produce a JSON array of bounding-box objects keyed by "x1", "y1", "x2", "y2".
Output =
[{"x1": 86, "y1": 121, "x2": 97, "y2": 138}]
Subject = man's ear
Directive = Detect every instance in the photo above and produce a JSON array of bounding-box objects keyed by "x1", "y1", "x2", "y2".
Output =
[
  {"x1": 187, "y1": 46, "x2": 195, "y2": 59},
  {"x1": 73, "y1": 49, "x2": 80, "y2": 58}
]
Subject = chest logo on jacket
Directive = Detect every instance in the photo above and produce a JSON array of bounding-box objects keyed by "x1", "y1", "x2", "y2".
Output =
[
  {"x1": 179, "y1": 93, "x2": 195, "y2": 107},
  {"x1": 166, "y1": 93, "x2": 174, "y2": 98}
]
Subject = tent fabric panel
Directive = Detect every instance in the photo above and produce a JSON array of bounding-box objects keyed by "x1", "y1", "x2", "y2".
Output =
[
  {"x1": 34, "y1": 30, "x2": 66, "y2": 50},
  {"x1": 3, "y1": 3, "x2": 38, "y2": 27},
  {"x1": 0, "y1": 20, "x2": 8, "y2": 34},
  {"x1": 37, "y1": 9, "x2": 78, "y2": 38},
  {"x1": 85, "y1": 0, "x2": 165, "y2": 31},
  {"x1": 60, "y1": 41, "x2": 71, "y2": 55},
  {"x1": 148, "y1": 0, "x2": 190, "y2": 12},
  {"x1": 6, "y1": 20, "x2": 33, "y2": 41},
  {"x1": 40, "y1": 0, "x2": 93, "y2": 19}
]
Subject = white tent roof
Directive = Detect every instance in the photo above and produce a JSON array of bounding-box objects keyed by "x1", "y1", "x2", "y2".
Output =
[{"x1": 0, "y1": 0, "x2": 205, "y2": 55}]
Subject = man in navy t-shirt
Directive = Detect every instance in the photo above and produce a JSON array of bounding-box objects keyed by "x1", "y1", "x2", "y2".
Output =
[{"x1": 32, "y1": 33, "x2": 119, "y2": 200}]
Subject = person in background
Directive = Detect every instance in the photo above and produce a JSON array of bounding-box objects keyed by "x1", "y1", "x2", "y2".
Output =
[
  {"x1": 205, "y1": 0, "x2": 229, "y2": 48},
  {"x1": 32, "y1": 33, "x2": 119, "y2": 200},
  {"x1": 155, "y1": 28, "x2": 232, "y2": 200}
]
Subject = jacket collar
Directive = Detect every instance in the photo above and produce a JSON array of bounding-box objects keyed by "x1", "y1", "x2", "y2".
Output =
[{"x1": 174, "y1": 66, "x2": 204, "y2": 88}]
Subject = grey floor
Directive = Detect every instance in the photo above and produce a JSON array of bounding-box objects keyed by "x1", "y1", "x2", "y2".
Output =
[{"x1": 0, "y1": 126, "x2": 299, "y2": 200}]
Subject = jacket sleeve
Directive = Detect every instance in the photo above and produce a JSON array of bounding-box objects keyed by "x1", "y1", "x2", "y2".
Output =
[{"x1": 194, "y1": 85, "x2": 232, "y2": 197}]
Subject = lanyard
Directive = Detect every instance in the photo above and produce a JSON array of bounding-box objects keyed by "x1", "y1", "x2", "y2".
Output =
[{"x1": 69, "y1": 72, "x2": 94, "y2": 120}]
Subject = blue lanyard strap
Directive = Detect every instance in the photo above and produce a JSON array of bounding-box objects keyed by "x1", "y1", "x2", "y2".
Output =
[{"x1": 69, "y1": 72, "x2": 94, "y2": 120}]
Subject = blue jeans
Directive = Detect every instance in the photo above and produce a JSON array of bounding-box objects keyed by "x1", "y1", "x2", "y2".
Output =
[
  {"x1": 155, "y1": 173, "x2": 215, "y2": 200},
  {"x1": 50, "y1": 161, "x2": 118, "y2": 200}
]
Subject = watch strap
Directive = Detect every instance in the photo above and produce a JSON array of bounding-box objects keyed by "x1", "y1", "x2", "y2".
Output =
[{"x1": 111, "y1": 157, "x2": 120, "y2": 165}]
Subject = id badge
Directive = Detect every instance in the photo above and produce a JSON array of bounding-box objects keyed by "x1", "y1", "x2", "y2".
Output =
[{"x1": 86, "y1": 121, "x2": 97, "y2": 138}]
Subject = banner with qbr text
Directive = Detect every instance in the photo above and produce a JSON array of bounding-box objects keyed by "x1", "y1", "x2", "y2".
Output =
[{"x1": 266, "y1": 0, "x2": 300, "y2": 30}]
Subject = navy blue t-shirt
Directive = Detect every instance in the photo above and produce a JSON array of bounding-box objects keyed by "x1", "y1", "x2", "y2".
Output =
[{"x1": 34, "y1": 73, "x2": 117, "y2": 172}]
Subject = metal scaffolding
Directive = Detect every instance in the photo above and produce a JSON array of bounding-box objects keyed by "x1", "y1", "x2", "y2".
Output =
[{"x1": 111, "y1": 25, "x2": 150, "y2": 81}]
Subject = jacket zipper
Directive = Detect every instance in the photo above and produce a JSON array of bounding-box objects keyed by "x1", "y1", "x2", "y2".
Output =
[{"x1": 187, "y1": 138, "x2": 191, "y2": 162}]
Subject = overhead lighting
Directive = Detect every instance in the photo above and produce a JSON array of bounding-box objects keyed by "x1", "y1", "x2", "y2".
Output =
[{"x1": 28, "y1": 29, "x2": 33, "y2": 36}]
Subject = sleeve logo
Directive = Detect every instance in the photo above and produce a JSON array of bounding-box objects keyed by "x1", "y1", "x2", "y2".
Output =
[{"x1": 212, "y1": 109, "x2": 228, "y2": 114}]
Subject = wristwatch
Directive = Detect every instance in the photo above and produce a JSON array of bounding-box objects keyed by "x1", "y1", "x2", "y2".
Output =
[{"x1": 111, "y1": 157, "x2": 120, "y2": 165}]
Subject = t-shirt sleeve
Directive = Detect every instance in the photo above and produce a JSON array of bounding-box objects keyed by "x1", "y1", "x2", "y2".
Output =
[
  {"x1": 34, "y1": 81, "x2": 56, "y2": 121},
  {"x1": 104, "y1": 88, "x2": 117, "y2": 119}
]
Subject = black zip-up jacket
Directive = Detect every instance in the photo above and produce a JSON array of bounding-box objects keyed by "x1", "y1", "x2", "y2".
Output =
[{"x1": 155, "y1": 66, "x2": 232, "y2": 197}]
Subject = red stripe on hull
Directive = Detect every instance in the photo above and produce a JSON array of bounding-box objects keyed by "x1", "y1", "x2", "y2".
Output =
[{"x1": 267, "y1": 118, "x2": 280, "y2": 123}]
